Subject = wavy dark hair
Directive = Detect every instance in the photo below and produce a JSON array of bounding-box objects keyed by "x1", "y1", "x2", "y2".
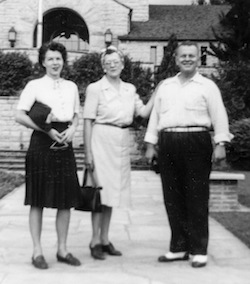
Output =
[{"x1": 38, "y1": 41, "x2": 67, "y2": 67}]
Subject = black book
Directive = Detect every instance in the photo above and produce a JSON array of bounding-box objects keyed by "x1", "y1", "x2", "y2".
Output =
[{"x1": 28, "y1": 101, "x2": 52, "y2": 131}]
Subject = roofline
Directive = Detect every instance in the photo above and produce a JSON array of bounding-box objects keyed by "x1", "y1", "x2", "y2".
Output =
[
  {"x1": 112, "y1": 0, "x2": 132, "y2": 11},
  {"x1": 118, "y1": 36, "x2": 218, "y2": 42}
]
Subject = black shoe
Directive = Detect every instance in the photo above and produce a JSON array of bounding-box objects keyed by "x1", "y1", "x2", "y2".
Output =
[
  {"x1": 89, "y1": 244, "x2": 106, "y2": 260},
  {"x1": 102, "y1": 242, "x2": 122, "y2": 256},
  {"x1": 32, "y1": 255, "x2": 48, "y2": 269},
  {"x1": 56, "y1": 253, "x2": 81, "y2": 266},
  {"x1": 158, "y1": 252, "x2": 189, "y2": 262}
]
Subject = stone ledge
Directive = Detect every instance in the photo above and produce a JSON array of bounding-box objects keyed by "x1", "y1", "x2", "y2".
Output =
[{"x1": 210, "y1": 171, "x2": 245, "y2": 181}]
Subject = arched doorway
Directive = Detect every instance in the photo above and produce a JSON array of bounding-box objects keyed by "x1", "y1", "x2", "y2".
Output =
[{"x1": 34, "y1": 7, "x2": 89, "y2": 51}]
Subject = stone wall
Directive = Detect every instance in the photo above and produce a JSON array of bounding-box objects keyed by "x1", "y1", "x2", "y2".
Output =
[
  {"x1": 0, "y1": 97, "x2": 140, "y2": 157},
  {"x1": 116, "y1": 0, "x2": 149, "y2": 21},
  {"x1": 0, "y1": 0, "x2": 142, "y2": 50},
  {"x1": 0, "y1": 97, "x2": 84, "y2": 150}
]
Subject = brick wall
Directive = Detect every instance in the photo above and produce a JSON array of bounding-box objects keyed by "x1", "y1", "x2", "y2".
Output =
[
  {"x1": 210, "y1": 180, "x2": 239, "y2": 211},
  {"x1": 209, "y1": 172, "x2": 245, "y2": 212}
]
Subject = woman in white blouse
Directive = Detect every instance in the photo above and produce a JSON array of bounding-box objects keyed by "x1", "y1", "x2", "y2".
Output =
[
  {"x1": 15, "y1": 42, "x2": 81, "y2": 269},
  {"x1": 83, "y1": 46, "x2": 156, "y2": 260}
]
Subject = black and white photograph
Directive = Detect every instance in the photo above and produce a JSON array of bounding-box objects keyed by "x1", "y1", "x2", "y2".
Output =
[{"x1": 0, "y1": 0, "x2": 250, "y2": 283}]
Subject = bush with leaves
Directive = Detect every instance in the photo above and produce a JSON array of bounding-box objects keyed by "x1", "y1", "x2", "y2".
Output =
[
  {"x1": 210, "y1": 0, "x2": 250, "y2": 62},
  {"x1": 121, "y1": 56, "x2": 154, "y2": 104},
  {"x1": 154, "y1": 34, "x2": 179, "y2": 86},
  {"x1": 212, "y1": 60, "x2": 250, "y2": 122},
  {"x1": 28, "y1": 62, "x2": 72, "y2": 81},
  {"x1": 226, "y1": 118, "x2": 250, "y2": 170},
  {"x1": 69, "y1": 52, "x2": 103, "y2": 104},
  {"x1": 0, "y1": 51, "x2": 33, "y2": 96},
  {"x1": 0, "y1": 50, "x2": 154, "y2": 127}
]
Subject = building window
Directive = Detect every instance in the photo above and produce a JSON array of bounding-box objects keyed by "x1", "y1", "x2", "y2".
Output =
[
  {"x1": 35, "y1": 8, "x2": 90, "y2": 51},
  {"x1": 150, "y1": 46, "x2": 157, "y2": 65},
  {"x1": 201, "y1": 46, "x2": 207, "y2": 66},
  {"x1": 53, "y1": 32, "x2": 89, "y2": 51}
]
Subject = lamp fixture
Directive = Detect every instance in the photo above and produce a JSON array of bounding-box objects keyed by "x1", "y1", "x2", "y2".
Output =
[
  {"x1": 8, "y1": 27, "x2": 17, "y2": 48},
  {"x1": 104, "y1": 29, "x2": 113, "y2": 47}
]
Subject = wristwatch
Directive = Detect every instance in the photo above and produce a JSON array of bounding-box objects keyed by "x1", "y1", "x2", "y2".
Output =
[{"x1": 216, "y1": 142, "x2": 226, "y2": 146}]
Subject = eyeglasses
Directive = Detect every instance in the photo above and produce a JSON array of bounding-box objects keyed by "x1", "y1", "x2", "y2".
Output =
[
  {"x1": 50, "y1": 141, "x2": 69, "y2": 151},
  {"x1": 104, "y1": 60, "x2": 120, "y2": 67}
]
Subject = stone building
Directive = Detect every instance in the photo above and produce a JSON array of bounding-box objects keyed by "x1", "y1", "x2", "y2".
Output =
[
  {"x1": 0, "y1": 0, "x2": 230, "y2": 150},
  {"x1": 0, "y1": 0, "x2": 230, "y2": 70}
]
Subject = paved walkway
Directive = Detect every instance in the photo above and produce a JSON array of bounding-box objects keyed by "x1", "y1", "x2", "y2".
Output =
[{"x1": 0, "y1": 171, "x2": 250, "y2": 284}]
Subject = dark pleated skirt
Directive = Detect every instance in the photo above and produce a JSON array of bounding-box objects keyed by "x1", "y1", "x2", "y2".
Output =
[{"x1": 24, "y1": 122, "x2": 80, "y2": 209}]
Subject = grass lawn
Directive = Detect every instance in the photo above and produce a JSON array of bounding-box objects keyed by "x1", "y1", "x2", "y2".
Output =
[
  {"x1": 0, "y1": 169, "x2": 250, "y2": 249},
  {"x1": 211, "y1": 171, "x2": 250, "y2": 249},
  {"x1": 0, "y1": 171, "x2": 25, "y2": 199}
]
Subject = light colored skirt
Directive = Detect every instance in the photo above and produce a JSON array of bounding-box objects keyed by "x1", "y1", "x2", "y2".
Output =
[{"x1": 91, "y1": 124, "x2": 131, "y2": 208}]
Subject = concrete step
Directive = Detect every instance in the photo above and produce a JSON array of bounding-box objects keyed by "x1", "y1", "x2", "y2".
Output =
[
  {"x1": 0, "y1": 150, "x2": 149, "y2": 171},
  {"x1": 0, "y1": 149, "x2": 85, "y2": 171}
]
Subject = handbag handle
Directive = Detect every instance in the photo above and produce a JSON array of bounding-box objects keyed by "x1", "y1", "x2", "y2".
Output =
[{"x1": 83, "y1": 168, "x2": 98, "y2": 188}]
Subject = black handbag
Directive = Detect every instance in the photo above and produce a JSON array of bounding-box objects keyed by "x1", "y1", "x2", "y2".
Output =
[{"x1": 75, "y1": 168, "x2": 102, "y2": 212}]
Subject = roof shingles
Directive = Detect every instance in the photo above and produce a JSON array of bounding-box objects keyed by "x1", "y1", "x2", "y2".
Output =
[{"x1": 119, "y1": 5, "x2": 230, "y2": 41}]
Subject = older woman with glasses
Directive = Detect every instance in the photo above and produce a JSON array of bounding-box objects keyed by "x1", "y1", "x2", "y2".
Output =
[
  {"x1": 15, "y1": 41, "x2": 81, "y2": 269},
  {"x1": 83, "y1": 46, "x2": 156, "y2": 260}
]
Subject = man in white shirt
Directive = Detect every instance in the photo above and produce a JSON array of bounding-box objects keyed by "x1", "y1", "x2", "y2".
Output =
[{"x1": 145, "y1": 41, "x2": 233, "y2": 268}]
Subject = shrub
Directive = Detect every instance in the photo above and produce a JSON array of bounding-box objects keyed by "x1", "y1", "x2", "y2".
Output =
[
  {"x1": 121, "y1": 56, "x2": 154, "y2": 104},
  {"x1": 154, "y1": 34, "x2": 179, "y2": 85},
  {"x1": 0, "y1": 51, "x2": 33, "y2": 96},
  {"x1": 226, "y1": 118, "x2": 250, "y2": 170},
  {"x1": 0, "y1": 170, "x2": 25, "y2": 199},
  {"x1": 28, "y1": 62, "x2": 72, "y2": 81},
  {"x1": 69, "y1": 52, "x2": 103, "y2": 103},
  {"x1": 0, "y1": 50, "x2": 154, "y2": 128},
  {"x1": 121, "y1": 56, "x2": 154, "y2": 128},
  {"x1": 213, "y1": 61, "x2": 250, "y2": 122},
  {"x1": 29, "y1": 62, "x2": 45, "y2": 79}
]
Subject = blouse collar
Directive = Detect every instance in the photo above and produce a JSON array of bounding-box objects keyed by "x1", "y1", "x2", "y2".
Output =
[
  {"x1": 101, "y1": 75, "x2": 128, "y2": 91},
  {"x1": 44, "y1": 75, "x2": 64, "y2": 89}
]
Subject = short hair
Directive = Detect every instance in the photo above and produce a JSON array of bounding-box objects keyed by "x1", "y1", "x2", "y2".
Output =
[
  {"x1": 175, "y1": 41, "x2": 199, "y2": 55},
  {"x1": 100, "y1": 45, "x2": 124, "y2": 67},
  {"x1": 38, "y1": 41, "x2": 67, "y2": 66}
]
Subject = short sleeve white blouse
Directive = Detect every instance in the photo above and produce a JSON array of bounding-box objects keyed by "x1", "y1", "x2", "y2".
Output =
[
  {"x1": 83, "y1": 76, "x2": 145, "y2": 126},
  {"x1": 17, "y1": 75, "x2": 80, "y2": 122}
]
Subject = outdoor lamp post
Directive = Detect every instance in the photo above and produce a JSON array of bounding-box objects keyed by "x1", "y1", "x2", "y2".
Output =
[
  {"x1": 8, "y1": 27, "x2": 17, "y2": 48},
  {"x1": 104, "y1": 29, "x2": 113, "y2": 47}
]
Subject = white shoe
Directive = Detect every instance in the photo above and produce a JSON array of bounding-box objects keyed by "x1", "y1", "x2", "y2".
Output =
[
  {"x1": 158, "y1": 251, "x2": 189, "y2": 262},
  {"x1": 191, "y1": 254, "x2": 208, "y2": 268}
]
